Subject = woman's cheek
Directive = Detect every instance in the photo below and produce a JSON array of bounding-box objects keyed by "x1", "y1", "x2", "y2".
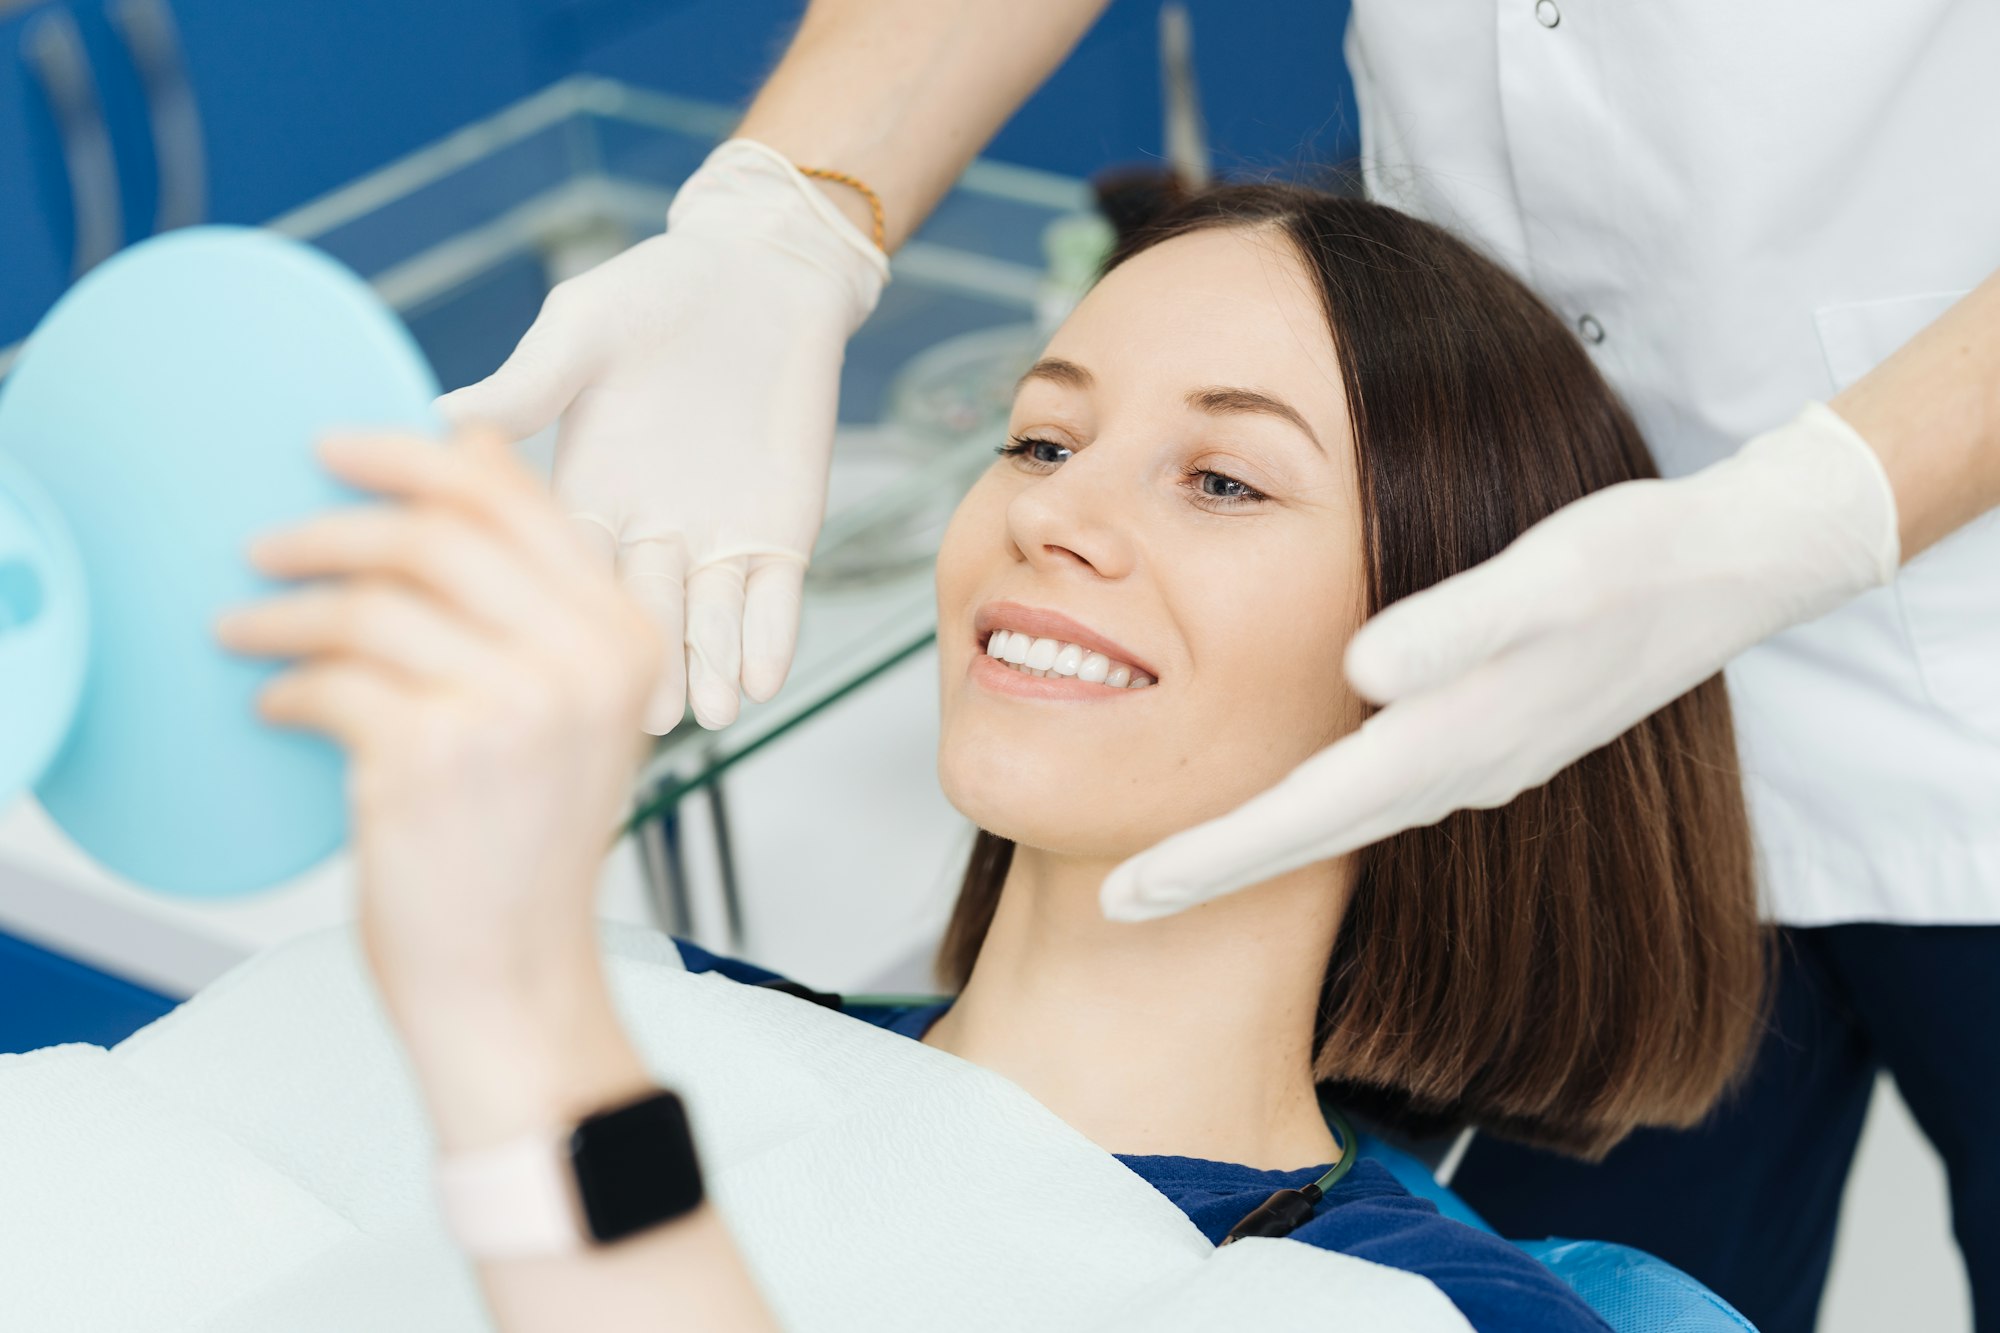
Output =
[
  {"x1": 935, "y1": 476, "x2": 1012, "y2": 605},
  {"x1": 1191, "y1": 535, "x2": 1363, "y2": 747}
]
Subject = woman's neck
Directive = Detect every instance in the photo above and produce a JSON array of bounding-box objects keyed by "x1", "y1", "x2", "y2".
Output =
[{"x1": 920, "y1": 845, "x2": 1350, "y2": 1171}]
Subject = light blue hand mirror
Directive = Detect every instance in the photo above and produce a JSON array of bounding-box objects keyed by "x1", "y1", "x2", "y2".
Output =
[
  {"x1": 0, "y1": 451, "x2": 87, "y2": 807},
  {"x1": 0, "y1": 227, "x2": 439, "y2": 897}
]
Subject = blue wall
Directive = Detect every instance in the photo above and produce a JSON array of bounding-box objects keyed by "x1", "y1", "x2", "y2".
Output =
[
  {"x1": 3, "y1": 0, "x2": 1357, "y2": 347},
  {"x1": 555, "y1": 0, "x2": 1357, "y2": 179}
]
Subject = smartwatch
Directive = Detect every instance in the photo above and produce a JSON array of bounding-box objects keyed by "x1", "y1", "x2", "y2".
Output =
[{"x1": 434, "y1": 1087, "x2": 706, "y2": 1258}]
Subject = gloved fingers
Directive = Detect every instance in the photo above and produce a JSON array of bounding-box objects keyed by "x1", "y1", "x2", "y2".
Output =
[
  {"x1": 1096, "y1": 712, "x2": 1408, "y2": 920},
  {"x1": 1343, "y1": 534, "x2": 1569, "y2": 703},
  {"x1": 1098, "y1": 712, "x2": 1428, "y2": 922},
  {"x1": 1102, "y1": 626, "x2": 1647, "y2": 924},
  {"x1": 740, "y1": 555, "x2": 807, "y2": 704},
  {"x1": 683, "y1": 557, "x2": 749, "y2": 730},
  {"x1": 435, "y1": 285, "x2": 606, "y2": 443},
  {"x1": 620, "y1": 536, "x2": 690, "y2": 736}
]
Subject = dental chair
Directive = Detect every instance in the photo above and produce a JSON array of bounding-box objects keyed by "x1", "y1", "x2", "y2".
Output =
[
  {"x1": 1354, "y1": 1132, "x2": 1758, "y2": 1333},
  {"x1": 838, "y1": 993, "x2": 1763, "y2": 1333},
  {"x1": 0, "y1": 227, "x2": 1758, "y2": 1333}
]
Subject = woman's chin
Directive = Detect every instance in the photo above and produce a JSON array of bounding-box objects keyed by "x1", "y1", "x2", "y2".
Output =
[{"x1": 937, "y1": 764, "x2": 1153, "y2": 862}]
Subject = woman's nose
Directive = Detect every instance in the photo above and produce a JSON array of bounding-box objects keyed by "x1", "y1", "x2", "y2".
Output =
[{"x1": 1002, "y1": 447, "x2": 1139, "y2": 579}]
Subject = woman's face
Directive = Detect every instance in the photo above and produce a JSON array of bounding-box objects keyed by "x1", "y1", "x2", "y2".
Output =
[{"x1": 935, "y1": 225, "x2": 1369, "y2": 860}]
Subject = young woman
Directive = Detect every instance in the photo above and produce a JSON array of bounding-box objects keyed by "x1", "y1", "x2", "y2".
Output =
[{"x1": 220, "y1": 183, "x2": 1765, "y2": 1333}]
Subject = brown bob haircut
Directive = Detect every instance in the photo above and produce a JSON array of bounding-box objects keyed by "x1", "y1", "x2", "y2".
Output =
[{"x1": 934, "y1": 183, "x2": 1767, "y2": 1160}]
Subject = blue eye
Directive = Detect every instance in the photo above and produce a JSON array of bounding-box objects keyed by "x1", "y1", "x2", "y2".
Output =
[
  {"x1": 1186, "y1": 468, "x2": 1259, "y2": 504},
  {"x1": 995, "y1": 436, "x2": 1072, "y2": 467},
  {"x1": 994, "y1": 435, "x2": 1268, "y2": 512}
]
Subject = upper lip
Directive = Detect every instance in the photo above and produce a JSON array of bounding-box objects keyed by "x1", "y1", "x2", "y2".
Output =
[{"x1": 973, "y1": 600, "x2": 1161, "y2": 679}]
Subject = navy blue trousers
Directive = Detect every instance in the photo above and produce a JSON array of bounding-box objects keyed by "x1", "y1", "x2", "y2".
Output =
[{"x1": 1452, "y1": 924, "x2": 1997, "y2": 1333}]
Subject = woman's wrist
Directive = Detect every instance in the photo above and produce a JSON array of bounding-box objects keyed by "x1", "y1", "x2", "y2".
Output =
[{"x1": 389, "y1": 943, "x2": 655, "y2": 1154}]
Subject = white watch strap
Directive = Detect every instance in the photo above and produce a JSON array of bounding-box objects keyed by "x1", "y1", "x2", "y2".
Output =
[{"x1": 434, "y1": 1127, "x2": 589, "y2": 1258}]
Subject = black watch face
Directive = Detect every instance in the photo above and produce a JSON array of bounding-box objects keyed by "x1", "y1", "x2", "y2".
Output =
[{"x1": 569, "y1": 1091, "x2": 706, "y2": 1244}]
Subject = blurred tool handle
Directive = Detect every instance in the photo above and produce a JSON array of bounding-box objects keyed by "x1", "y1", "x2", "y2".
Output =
[
  {"x1": 112, "y1": 0, "x2": 207, "y2": 234},
  {"x1": 23, "y1": 8, "x2": 123, "y2": 277},
  {"x1": 1159, "y1": 2, "x2": 1210, "y2": 192}
]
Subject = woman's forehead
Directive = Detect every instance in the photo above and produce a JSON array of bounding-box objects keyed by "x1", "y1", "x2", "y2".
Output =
[{"x1": 1040, "y1": 228, "x2": 1347, "y2": 428}]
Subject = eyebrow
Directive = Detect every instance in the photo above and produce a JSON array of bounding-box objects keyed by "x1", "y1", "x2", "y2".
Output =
[
  {"x1": 1018, "y1": 357, "x2": 1095, "y2": 391},
  {"x1": 1184, "y1": 386, "x2": 1323, "y2": 456},
  {"x1": 1017, "y1": 357, "x2": 1324, "y2": 456}
]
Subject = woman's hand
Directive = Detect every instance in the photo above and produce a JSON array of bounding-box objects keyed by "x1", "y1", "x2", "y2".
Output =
[
  {"x1": 215, "y1": 430, "x2": 785, "y2": 1333},
  {"x1": 214, "y1": 428, "x2": 665, "y2": 1027}
]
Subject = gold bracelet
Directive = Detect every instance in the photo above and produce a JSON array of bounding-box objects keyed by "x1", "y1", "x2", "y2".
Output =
[{"x1": 796, "y1": 164, "x2": 888, "y2": 253}]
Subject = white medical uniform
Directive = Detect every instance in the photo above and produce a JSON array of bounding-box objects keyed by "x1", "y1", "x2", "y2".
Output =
[{"x1": 1345, "y1": 0, "x2": 2000, "y2": 926}]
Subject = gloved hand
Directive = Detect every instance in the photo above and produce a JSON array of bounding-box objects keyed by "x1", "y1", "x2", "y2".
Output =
[
  {"x1": 438, "y1": 139, "x2": 890, "y2": 733},
  {"x1": 1098, "y1": 401, "x2": 1903, "y2": 922}
]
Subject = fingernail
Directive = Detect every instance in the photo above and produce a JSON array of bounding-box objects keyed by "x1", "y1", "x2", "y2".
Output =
[
  {"x1": 1101, "y1": 874, "x2": 1159, "y2": 922},
  {"x1": 691, "y1": 685, "x2": 738, "y2": 731},
  {"x1": 1130, "y1": 881, "x2": 1184, "y2": 918}
]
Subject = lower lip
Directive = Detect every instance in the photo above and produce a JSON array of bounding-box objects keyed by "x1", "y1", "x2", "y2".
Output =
[{"x1": 969, "y1": 650, "x2": 1154, "y2": 701}]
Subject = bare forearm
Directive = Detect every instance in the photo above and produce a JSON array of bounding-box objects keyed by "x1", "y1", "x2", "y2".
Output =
[
  {"x1": 735, "y1": 0, "x2": 1112, "y2": 250},
  {"x1": 396, "y1": 956, "x2": 780, "y2": 1333},
  {"x1": 1832, "y1": 266, "x2": 2000, "y2": 559}
]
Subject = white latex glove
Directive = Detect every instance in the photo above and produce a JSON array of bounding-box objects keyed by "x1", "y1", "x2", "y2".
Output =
[
  {"x1": 1099, "y1": 401, "x2": 1902, "y2": 922},
  {"x1": 438, "y1": 139, "x2": 890, "y2": 733}
]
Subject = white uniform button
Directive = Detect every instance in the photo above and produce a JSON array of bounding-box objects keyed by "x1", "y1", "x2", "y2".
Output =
[
  {"x1": 1535, "y1": 0, "x2": 1561, "y2": 27},
  {"x1": 1577, "y1": 314, "x2": 1606, "y2": 344}
]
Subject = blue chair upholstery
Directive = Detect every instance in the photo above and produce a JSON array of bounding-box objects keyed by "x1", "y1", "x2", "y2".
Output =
[
  {"x1": 1516, "y1": 1239, "x2": 1760, "y2": 1333},
  {"x1": 1355, "y1": 1132, "x2": 1758, "y2": 1332}
]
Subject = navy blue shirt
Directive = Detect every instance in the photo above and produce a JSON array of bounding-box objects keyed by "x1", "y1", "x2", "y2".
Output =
[{"x1": 671, "y1": 937, "x2": 1612, "y2": 1333}]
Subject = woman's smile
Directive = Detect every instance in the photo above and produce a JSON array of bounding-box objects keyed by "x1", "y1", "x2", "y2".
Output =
[
  {"x1": 971, "y1": 646, "x2": 1157, "y2": 700},
  {"x1": 966, "y1": 598, "x2": 1161, "y2": 701}
]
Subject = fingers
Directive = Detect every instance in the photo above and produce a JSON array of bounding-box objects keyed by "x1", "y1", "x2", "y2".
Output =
[
  {"x1": 621, "y1": 537, "x2": 690, "y2": 736},
  {"x1": 247, "y1": 500, "x2": 579, "y2": 648},
  {"x1": 256, "y1": 657, "x2": 413, "y2": 755},
  {"x1": 311, "y1": 432, "x2": 606, "y2": 594},
  {"x1": 434, "y1": 285, "x2": 604, "y2": 442},
  {"x1": 683, "y1": 559, "x2": 748, "y2": 730},
  {"x1": 567, "y1": 513, "x2": 619, "y2": 576},
  {"x1": 1098, "y1": 713, "x2": 1435, "y2": 923},
  {"x1": 1101, "y1": 641, "x2": 1560, "y2": 923},
  {"x1": 215, "y1": 580, "x2": 507, "y2": 689},
  {"x1": 741, "y1": 555, "x2": 806, "y2": 703},
  {"x1": 1344, "y1": 541, "x2": 1554, "y2": 703}
]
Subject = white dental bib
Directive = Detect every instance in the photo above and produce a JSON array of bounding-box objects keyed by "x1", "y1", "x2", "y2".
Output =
[{"x1": 0, "y1": 923, "x2": 1472, "y2": 1332}]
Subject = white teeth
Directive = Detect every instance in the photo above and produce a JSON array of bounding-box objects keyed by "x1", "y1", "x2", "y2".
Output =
[{"x1": 981, "y1": 629, "x2": 1155, "y2": 688}]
